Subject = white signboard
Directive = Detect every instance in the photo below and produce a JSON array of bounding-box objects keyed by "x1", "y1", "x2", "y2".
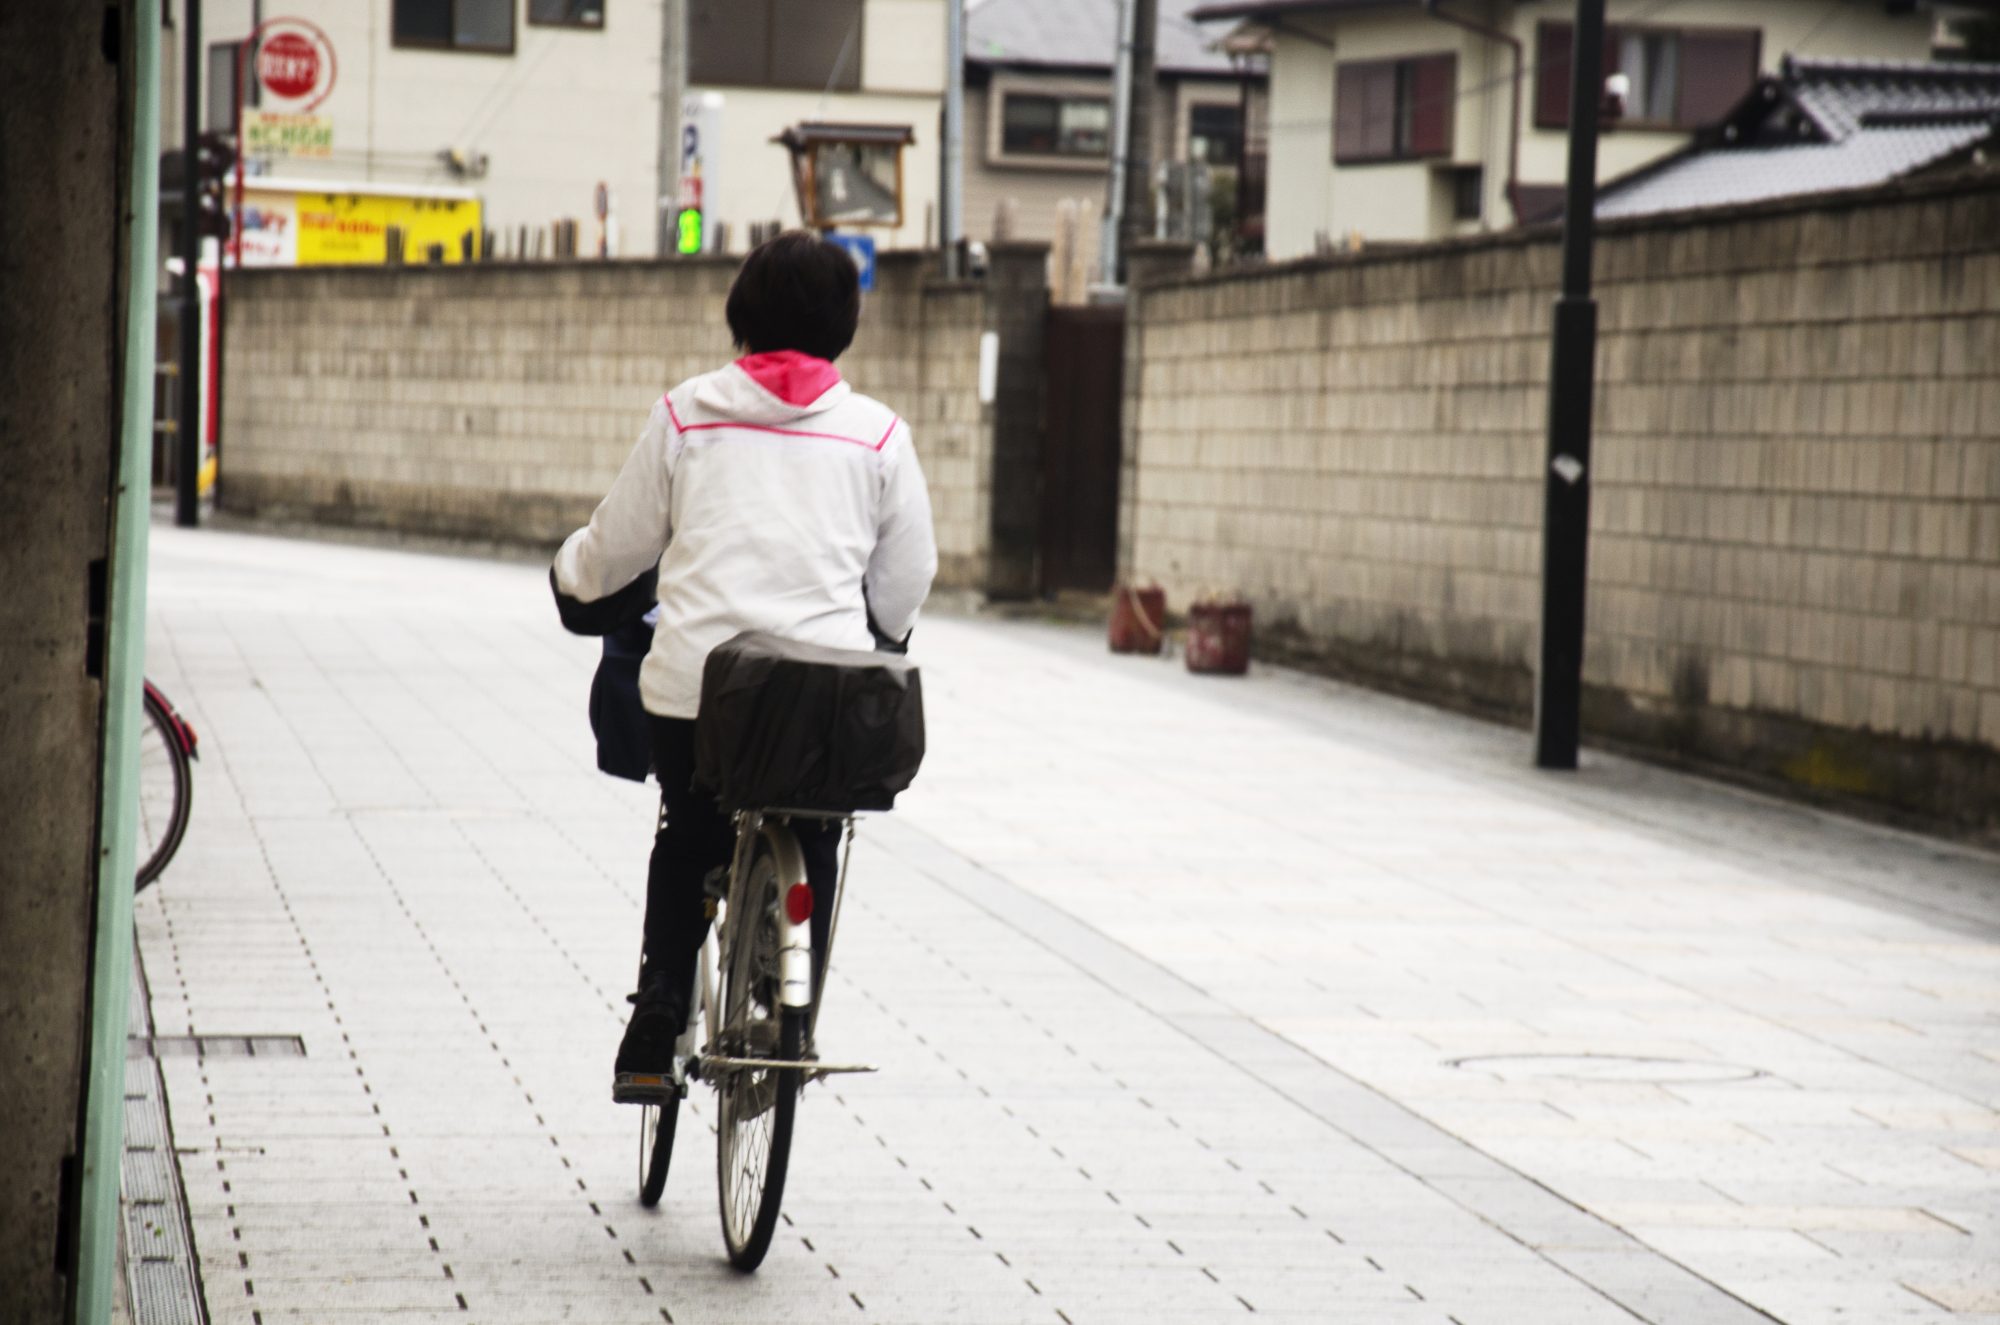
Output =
[
  {"x1": 237, "y1": 188, "x2": 298, "y2": 266},
  {"x1": 244, "y1": 109, "x2": 333, "y2": 159}
]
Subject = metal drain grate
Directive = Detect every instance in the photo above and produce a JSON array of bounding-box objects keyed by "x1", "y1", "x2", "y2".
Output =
[
  {"x1": 128, "y1": 1034, "x2": 307, "y2": 1058},
  {"x1": 1446, "y1": 1053, "x2": 1765, "y2": 1085},
  {"x1": 123, "y1": 957, "x2": 208, "y2": 1325}
]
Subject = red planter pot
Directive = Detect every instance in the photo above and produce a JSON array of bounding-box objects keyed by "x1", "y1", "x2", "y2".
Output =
[
  {"x1": 1109, "y1": 584, "x2": 1167, "y2": 655},
  {"x1": 1186, "y1": 600, "x2": 1251, "y2": 675}
]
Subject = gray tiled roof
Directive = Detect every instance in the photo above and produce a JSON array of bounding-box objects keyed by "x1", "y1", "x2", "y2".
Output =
[
  {"x1": 966, "y1": 0, "x2": 1239, "y2": 75},
  {"x1": 1596, "y1": 56, "x2": 2000, "y2": 219},
  {"x1": 1786, "y1": 56, "x2": 2000, "y2": 138},
  {"x1": 1598, "y1": 124, "x2": 1994, "y2": 218}
]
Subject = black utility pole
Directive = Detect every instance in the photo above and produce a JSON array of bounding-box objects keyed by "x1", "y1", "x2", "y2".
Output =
[
  {"x1": 1533, "y1": 0, "x2": 1605, "y2": 770},
  {"x1": 176, "y1": 0, "x2": 202, "y2": 527}
]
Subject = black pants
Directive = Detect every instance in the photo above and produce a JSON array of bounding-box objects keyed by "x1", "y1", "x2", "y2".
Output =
[{"x1": 643, "y1": 716, "x2": 840, "y2": 999}]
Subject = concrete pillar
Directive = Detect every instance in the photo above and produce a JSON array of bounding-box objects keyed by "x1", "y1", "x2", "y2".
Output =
[
  {"x1": 0, "y1": 1, "x2": 132, "y2": 1319},
  {"x1": 1116, "y1": 240, "x2": 1195, "y2": 579},
  {"x1": 1122, "y1": 239, "x2": 1197, "y2": 292},
  {"x1": 983, "y1": 242, "x2": 1052, "y2": 599}
]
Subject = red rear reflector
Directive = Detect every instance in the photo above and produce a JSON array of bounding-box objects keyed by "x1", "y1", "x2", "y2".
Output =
[{"x1": 785, "y1": 882, "x2": 813, "y2": 925}]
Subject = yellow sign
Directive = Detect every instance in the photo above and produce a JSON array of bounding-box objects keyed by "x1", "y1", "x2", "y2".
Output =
[
  {"x1": 243, "y1": 110, "x2": 333, "y2": 158},
  {"x1": 295, "y1": 192, "x2": 483, "y2": 265}
]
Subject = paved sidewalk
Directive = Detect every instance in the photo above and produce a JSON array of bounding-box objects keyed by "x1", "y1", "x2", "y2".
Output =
[{"x1": 138, "y1": 525, "x2": 1999, "y2": 1324}]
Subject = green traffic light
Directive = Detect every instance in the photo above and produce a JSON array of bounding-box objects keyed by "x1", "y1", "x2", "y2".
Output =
[{"x1": 676, "y1": 208, "x2": 702, "y2": 255}]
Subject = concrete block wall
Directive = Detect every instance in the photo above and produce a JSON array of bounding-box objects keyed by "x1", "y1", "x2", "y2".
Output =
[
  {"x1": 222, "y1": 254, "x2": 992, "y2": 587},
  {"x1": 1127, "y1": 176, "x2": 2000, "y2": 833},
  {"x1": 844, "y1": 253, "x2": 992, "y2": 589}
]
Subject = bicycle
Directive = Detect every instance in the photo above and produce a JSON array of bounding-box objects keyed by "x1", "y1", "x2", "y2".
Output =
[
  {"x1": 632, "y1": 808, "x2": 873, "y2": 1269},
  {"x1": 621, "y1": 628, "x2": 922, "y2": 1272},
  {"x1": 137, "y1": 680, "x2": 198, "y2": 890}
]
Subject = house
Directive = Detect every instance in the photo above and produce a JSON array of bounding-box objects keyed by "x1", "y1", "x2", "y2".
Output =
[
  {"x1": 965, "y1": 0, "x2": 1269, "y2": 284},
  {"x1": 1188, "y1": 0, "x2": 1945, "y2": 259},
  {"x1": 1597, "y1": 55, "x2": 2000, "y2": 217},
  {"x1": 171, "y1": 0, "x2": 946, "y2": 259}
]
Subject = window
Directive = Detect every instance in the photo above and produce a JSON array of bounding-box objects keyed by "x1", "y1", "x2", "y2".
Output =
[
  {"x1": 529, "y1": 0, "x2": 604, "y2": 27},
  {"x1": 206, "y1": 42, "x2": 248, "y2": 131},
  {"x1": 392, "y1": 0, "x2": 515, "y2": 53},
  {"x1": 1001, "y1": 94, "x2": 1111, "y2": 158},
  {"x1": 1335, "y1": 54, "x2": 1455, "y2": 164},
  {"x1": 690, "y1": 0, "x2": 861, "y2": 91},
  {"x1": 1617, "y1": 29, "x2": 1680, "y2": 124},
  {"x1": 1535, "y1": 22, "x2": 1759, "y2": 130},
  {"x1": 1189, "y1": 102, "x2": 1242, "y2": 165},
  {"x1": 1448, "y1": 165, "x2": 1482, "y2": 221}
]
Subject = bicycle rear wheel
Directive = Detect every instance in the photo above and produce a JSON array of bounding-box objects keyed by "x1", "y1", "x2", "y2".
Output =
[
  {"x1": 136, "y1": 685, "x2": 193, "y2": 891},
  {"x1": 639, "y1": 1096, "x2": 678, "y2": 1207},
  {"x1": 715, "y1": 830, "x2": 804, "y2": 1271}
]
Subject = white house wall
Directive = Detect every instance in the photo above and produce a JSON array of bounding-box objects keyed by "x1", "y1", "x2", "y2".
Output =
[
  {"x1": 862, "y1": 0, "x2": 950, "y2": 93},
  {"x1": 180, "y1": 0, "x2": 946, "y2": 258},
  {"x1": 1265, "y1": 18, "x2": 1338, "y2": 261},
  {"x1": 1510, "y1": 0, "x2": 1934, "y2": 187},
  {"x1": 1264, "y1": 0, "x2": 1939, "y2": 260}
]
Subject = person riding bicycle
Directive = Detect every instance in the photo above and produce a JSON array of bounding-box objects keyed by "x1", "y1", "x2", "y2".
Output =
[{"x1": 550, "y1": 232, "x2": 937, "y2": 1098}]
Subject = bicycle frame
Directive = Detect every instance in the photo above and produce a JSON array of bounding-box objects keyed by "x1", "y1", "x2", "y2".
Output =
[
  {"x1": 684, "y1": 811, "x2": 862, "y2": 1080},
  {"x1": 142, "y1": 679, "x2": 199, "y2": 759}
]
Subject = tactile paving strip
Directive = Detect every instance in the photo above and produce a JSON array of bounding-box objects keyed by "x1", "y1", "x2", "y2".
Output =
[{"x1": 122, "y1": 953, "x2": 208, "y2": 1325}]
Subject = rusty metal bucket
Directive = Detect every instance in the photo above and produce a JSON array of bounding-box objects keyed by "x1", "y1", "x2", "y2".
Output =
[
  {"x1": 1108, "y1": 583, "x2": 1167, "y2": 655},
  {"x1": 1185, "y1": 599, "x2": 1251, "y2": 675}
]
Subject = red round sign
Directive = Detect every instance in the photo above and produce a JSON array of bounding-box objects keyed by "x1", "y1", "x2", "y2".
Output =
[{"x1": 258, "y1": 32, "x2": 320, "y2": 100}]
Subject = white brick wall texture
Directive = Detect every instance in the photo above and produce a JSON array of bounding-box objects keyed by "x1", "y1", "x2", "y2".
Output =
[
  {"x1": 1124, "y1": 180, "x2": 2000, "y2": 765},
  {"x1": 222, "y1": 255, "x2": 992, "y2": 588}
]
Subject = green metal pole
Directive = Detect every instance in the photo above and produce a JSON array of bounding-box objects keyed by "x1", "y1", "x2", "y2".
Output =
[{"x1": 75, "y1": 1, "x2": 162, "y2": 1318}]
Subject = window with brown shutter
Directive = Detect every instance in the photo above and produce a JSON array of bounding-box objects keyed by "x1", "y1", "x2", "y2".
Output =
[
  {"x1": 1536, "y1": 21, "x2": 1573, "y2": 129},
  {"x1": 1407, "y1": 54, "x2": 1456, "y2": 156},
  {"x1": 1534, "y1": 21, "x2": 1758, "y2": 131},
  {"x1": 1335, "y1": 53, "x2": 1455, "y2": 164},
  {"x1": 1677, "y1": 30, "x2": 1761, "y2": 126},
  {"x1": 1336, "y1": 59, "x2": 1395, "y2": 161}
]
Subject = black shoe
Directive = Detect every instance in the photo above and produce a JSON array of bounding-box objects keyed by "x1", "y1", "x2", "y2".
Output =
[{"x1": 613, "y1": 982, "x2": 688, "y2": 1103}]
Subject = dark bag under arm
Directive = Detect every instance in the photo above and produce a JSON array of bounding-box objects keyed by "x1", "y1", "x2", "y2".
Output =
[{"x1": 550, "y1": 563, "x2": 658, "y2": 637}]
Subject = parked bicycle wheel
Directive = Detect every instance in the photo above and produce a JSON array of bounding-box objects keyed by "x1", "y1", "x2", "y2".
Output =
[
  {"x1": 639, "y1": 1096, "x2": 678, "y2": 1207},
  {"x1": 136, "y1": 683, "x2": 193, "y2": 890},
  {"x1": 714, "y1": 831, "x2": 804, "y2": 1272}
]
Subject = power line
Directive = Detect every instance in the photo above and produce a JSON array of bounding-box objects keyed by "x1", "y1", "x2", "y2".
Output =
[
  {"x1": 452, "y1": 26, "x2": 569, "y2": 150},
  {"x1": 770, "y1": 12, "x2": 867, "y2": 220}
]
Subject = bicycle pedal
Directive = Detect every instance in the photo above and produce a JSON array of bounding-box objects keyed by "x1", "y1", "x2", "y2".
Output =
[{"x1": 611, "y1": 1070, "x2": 681, "y2": 1104}]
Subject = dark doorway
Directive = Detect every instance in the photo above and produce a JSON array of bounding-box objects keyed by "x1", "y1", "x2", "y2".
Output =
[{"x1": 1039, "y1": 303, "x2": 1125, "y2": 594}]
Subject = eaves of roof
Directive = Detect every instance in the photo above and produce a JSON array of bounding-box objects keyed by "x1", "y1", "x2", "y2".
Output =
[
  {"x1": 966, "y1": 0, "x2": 1246, "y2": 76},
  {"x1": 1187, "y1": 0, "x2": 1408, "y2": 22}
]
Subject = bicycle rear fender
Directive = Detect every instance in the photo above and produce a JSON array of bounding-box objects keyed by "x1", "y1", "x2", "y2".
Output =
[{"x1": 761, "y1": 823, "x2": 813, "y2": 1009}]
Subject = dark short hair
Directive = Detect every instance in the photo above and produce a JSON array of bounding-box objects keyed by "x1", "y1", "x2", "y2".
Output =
[{"x1": 725, "y1": 231, "x2": 862, "y2": 362}]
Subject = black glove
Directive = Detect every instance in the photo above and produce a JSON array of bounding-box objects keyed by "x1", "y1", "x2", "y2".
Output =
[{"x1": 550, "y1": 564, "x2": 658, "y2": 637}]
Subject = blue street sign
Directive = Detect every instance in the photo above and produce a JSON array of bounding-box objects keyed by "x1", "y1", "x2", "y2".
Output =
[{"x1": 826, "y1": 232, "x2": 876, "y2": 292}]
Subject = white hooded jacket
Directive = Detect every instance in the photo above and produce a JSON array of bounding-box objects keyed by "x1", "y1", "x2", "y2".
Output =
[{"x1": 553, "y1": 352, "x2": 938, "y2": 719}]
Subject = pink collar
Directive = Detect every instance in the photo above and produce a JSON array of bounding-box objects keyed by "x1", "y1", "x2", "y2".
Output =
[{"x1": 735, "y1": 351, "x2": 842, "y2": 407}]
